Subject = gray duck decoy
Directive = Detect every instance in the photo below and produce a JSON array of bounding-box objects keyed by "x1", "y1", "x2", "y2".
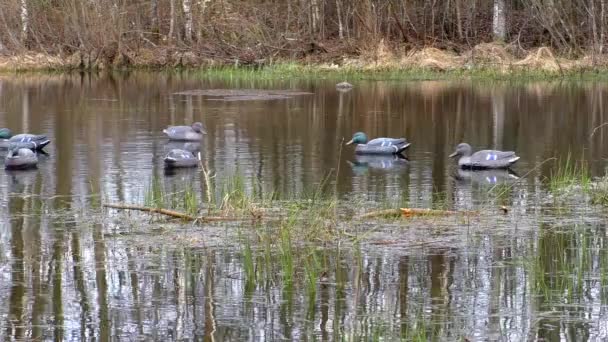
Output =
[
  {"x1": 0, "y1": 128, "x2": 50, "y2": 151},
  {"x1": 5, "y1": 145, "x2": 38, "y2": 170},
  {"x1": 346, "y1": 132, "x2": 411, "y2": 155},
  {"x1": 164, "y1": 149, "x2": 199, "y2": 169},
  {"x1": 336, "y1": 82, "x2": 353, "y2": 92},
  {"x1": 449, "y1": 143, "x2": 520, "y2": 169},
  {"x1": 163, "y1": 122, "x2": 206, "y2": 141}
]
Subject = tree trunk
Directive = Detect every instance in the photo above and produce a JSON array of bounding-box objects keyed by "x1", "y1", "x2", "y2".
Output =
[
  {"x1": 311, "y1": 0, "x2": 319, "y2": 36},
  {"x1": 169, "y1": 0, "x2": 175, "y2": 42},
  {"x1": 183, "y1": 0, "x2": 193, "y2": 42},
  {"x1": 336, "y1": 0, "x2": 344, "y2": 39},
  {"x1": 20, "y1": 0, "x2": 28, "y2": 44},
  {"x1": 602, "y1": 0, "x2": 606, "y2": 53},
  {"x1": 493, "y1": 0, "x2": 506, "y2": 41},
  {"x1": 150, "y1": 0, "x2": 159, "y2": 37}
]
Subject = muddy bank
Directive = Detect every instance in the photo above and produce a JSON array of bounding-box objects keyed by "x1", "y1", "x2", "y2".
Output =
[{"x1": 3, "y1": 43, "x2": 608, "y2": 75}]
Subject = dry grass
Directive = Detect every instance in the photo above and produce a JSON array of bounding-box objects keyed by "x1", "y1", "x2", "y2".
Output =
[
  {"x1": 4, "y1": 44, "x2": 608, "y2": 75},
  {"x1": 401, "y1": 47, "x2": 463, "y2": 71},
  {"x1": 463, "y1": 42, "x2": 515, "y2": 71}
]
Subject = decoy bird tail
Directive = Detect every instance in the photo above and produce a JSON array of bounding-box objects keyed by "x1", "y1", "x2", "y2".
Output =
[
  {"x1": 37, "y1": 140, "x2": 50, "y2": 150},
  {"x1": 508, "y1": 156, "x2": 520, "y2": 165},
  {"x1": 396, "y1": 142, "x2": 411, "y2": 154}
]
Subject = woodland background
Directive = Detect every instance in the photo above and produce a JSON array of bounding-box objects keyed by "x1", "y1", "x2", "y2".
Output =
[{"x1": 0, "y1": 0, "x2": 607, "y2": 67}]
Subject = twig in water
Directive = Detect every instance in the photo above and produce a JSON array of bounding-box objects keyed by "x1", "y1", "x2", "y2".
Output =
[
  {"x1": 488, "y1": 157, "x2": 557, "y2": 197},
  {"x1": 103, "y1": 203, "x2": 245, "y2": 222},
  {"x1": 590, "y1": 122, "x2": 608, "y2": 139}
]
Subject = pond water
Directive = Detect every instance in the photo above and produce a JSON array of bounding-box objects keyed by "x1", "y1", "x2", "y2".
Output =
[{"x1": 1, "y1": 72, "x2": 608, "y2": 340}]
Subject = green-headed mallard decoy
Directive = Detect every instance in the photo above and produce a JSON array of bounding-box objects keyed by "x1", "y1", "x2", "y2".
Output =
[
  {"x1": 346, "y1": 132, "x2": 411, "y2": 155},
  {"x1": 5, "y1": 145, "x2": 38, "y2": 170},
  {"x1": 164, "y1": 149, "x2": 200, "y2": 169},
  {"x1": 449, "y1": 143, "x2": 520, "y2": 169},
  {"x1": 0, "y1": 128, "x2": 50, "y2": 151},
  {"x1": 163, "y1": 122, "x2": 206, "y2": 141}
]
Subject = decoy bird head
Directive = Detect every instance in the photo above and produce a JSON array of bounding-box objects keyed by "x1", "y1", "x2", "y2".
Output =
[
  {"x1": 449, "y1": 143, "x2": 473, "y2": 158},
  {"x1": 346, "y1": 132, "x2": 367, "y2": 145},
  {"x1": 6, "y1": 144, "x2": 19, "y2": 158},
  {"x1": 0, "y1": 128, "x2": 12, "y2": 139},
  {"x1": 191, "y1": 122, "x2": 207, "y2": 134}
]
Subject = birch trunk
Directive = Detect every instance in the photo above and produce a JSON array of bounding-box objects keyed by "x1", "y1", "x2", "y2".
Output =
[
  {"x1": 20, "y1": 0, "x2": 28, "y2": 43},
  {"x1": 336, "y1": 0, "x2": 344, "y2": 39},
  {"x1": 311, "y1": 0, "x2": 319, "y2": 35},
  {"x1": 601, "y1": 0, "x2": 606, "y2": 53},
  {"x1": 169, "y1": 0, "x2": 175, "y2": 41},
  {"x1": 492, "y1": 0, "x2": 506, "y2": 41},
  {"x1": 183, "y1": 0, "x2": 193, "y2": 42}
]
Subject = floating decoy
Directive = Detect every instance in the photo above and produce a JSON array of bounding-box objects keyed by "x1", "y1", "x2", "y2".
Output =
[
  {"x1": 336, "y1": 82, "x2": 353, "y2": 91},
  {"x1": 5, "y1": 145, "x2": 38, "y2": 170},
  {"x1": 0, "y1": 128, "x2": 50, "y2": 151},
  {"x1": 0, "y1": 128, "x2": 11, "y2": 139},
  {"x1": 163, "y1": 122, "x2": 206, "y2": 141},
  {"x1": 164, "y1": 149, "x2": 199, "y2": 169},
  {"x1": 346, "y1": 132, "x2": 411, "y2": 155},
  {"x1": 449, "y1": 143, "x2": 519, "y2": 169}
]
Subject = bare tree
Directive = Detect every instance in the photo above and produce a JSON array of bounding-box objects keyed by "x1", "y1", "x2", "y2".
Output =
[
  {"x1": 169, "y1": 0, "x2": 175, "y2": 41},
  {"x1": 183, "y1": 0, "x2": 193, "y2": 42},
  {"x1": 493, "y1": 0, "x2": 506, "y2": 41},
  {"x1": 336, "y1": 0, "x2": 344, "y2": 39},
  {"x1": 20, "y1": 0, "x2": 28, "y2": 43}
]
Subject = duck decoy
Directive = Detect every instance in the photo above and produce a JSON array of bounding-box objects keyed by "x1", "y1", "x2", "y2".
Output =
[
  {"x1": 0, "y1": 128, "x2": 11, "y2": 139},
  {"x1": 0, "y1": 128, "x2": 50, "y2": 151},
  {"x1": 449, "y1": 143, "x2": 519, "y2": 169},
  {"x1": 336, "y1": 82, "x2": 353, "y2": 92},
  {"x1": 163, "y1": 122, "x2": 206, "y2": 141},
  {"x1": 346, "y1": 132, "x2": 411, "y2": 155},
  {"x1": 164, "y1": 149, "x2": 200, "y2": 169},
  {"x1": 5, "y1": 145, "x2": 38, "y2": 170}
]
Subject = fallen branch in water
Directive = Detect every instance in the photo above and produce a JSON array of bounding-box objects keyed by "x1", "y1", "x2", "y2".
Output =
[
  {"x1": 358, "y1": 208, "x2": 477, "y2": 219},
  {"x1": 103, "y1": 203, "x2": 246, "y2": 222},
  {"x1": 358, "y1": 209, "x2": 402, "y2": 219}
]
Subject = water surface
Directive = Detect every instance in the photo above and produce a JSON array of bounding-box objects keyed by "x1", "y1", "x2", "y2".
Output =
[{"x1": 1, "y1": 72, "x2": 608, "y2": 340}]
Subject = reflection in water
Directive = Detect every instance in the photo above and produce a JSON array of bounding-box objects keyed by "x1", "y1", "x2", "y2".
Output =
[
  {"x1": 348, "y1": 154, "x2": 409, "y2": 175},
  {"x1": 0, "y1": 73, "x2": 608, "y2": 339},
  {"x1": 164, "y1": 141, "x2": 202, "y2": 153},
  {"x1": 454, "y1": 168, "x2": 519, "y2": 185}
]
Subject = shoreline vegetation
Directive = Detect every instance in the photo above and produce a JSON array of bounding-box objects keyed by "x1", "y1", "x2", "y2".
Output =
[
  {"x1": 4, "y1": 43, "x2": 608, "y2": 80},
  {"x1": 3, "y1": 0, "x2": 608, "y2": 79}
]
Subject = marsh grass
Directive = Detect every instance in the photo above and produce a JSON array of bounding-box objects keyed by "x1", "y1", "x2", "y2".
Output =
[
  {"x1": 526, "y1": 227, "x2": 596, "y2": 305},
  {"x1": 303, "y1": 247, "x2": 320, "y2": 299},
  {"x1": 279, "y1": 225, "x2": 294, "y2": 286},
  {"x1": 548, "y1": 155, "x2": 591, "y2": 195},
  {"x1": 183, "y1": 63, "x2": 608, "y2": 82},
  {"x1": 144, "y1": 177, "x2": 200, "y2": 215}
]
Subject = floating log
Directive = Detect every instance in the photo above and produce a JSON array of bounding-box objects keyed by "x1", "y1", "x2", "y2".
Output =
[
  {"x1": 400, "y1": 208, "x2": 459, "y2": 217},
  {"x1": 103, "y1": 203, "x2": 245, "y2": 222},
  {"x1": 358, "y1": 208, "x2": 477, "y2": 219},
  {"x1": 357, "y1": 209, "x2": 402, "y2": 219}
]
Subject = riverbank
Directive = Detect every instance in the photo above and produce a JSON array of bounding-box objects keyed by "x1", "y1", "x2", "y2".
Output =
[{"x1": 3, "y1": 43, "x2": 608, "y2": 80}]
